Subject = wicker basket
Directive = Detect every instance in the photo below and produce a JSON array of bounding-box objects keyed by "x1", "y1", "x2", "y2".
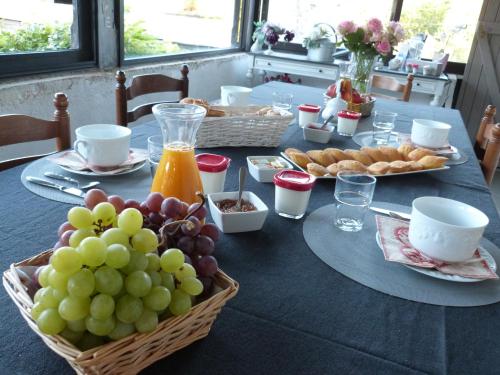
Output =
[
  {"x1": 3, "y1": 250, "x2": 239, "y2": 375},
  {"x1": 196, "y1": 105, "x2": 294, "y2": 148}
]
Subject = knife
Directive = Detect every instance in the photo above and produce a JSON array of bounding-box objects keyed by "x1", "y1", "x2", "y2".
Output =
[
  {"x1": 369, "y1": 206, "x2": 411, "y2": 221},
  {"x1": 26, "y1": 176, "x2": 86, "y2": 198}
]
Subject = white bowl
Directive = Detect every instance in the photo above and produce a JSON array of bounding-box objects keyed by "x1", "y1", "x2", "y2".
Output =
[
  {"x1": 408, "y1": 197, "x2": 489, "y2": 262},
  {"x1": 207, "y1": 191, "x2": 269, "y2": 233},
  {"x1": 303, "y1": 123, "x2": 334, "y2": 143},
  {"x1": 411, "y1": 119, "x2": 451, "y2": 148},
  {"x1": 247, "y1": 156, "x2": 293, "y2": 183}
]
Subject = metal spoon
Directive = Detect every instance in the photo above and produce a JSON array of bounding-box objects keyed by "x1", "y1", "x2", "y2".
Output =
[
  {"x1": 44, "y1": 172, "x2": 100, "y2": 190},
  {"x1": 235, "y1": 167, "x2": 247, "y2": 211}
]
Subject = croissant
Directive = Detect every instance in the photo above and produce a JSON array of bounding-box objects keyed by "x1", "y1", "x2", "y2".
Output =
[
  {"x1": 418, "y1": 155, "x2": 448, "y2": 169},
  {"x1": 378, "y1": 146, "x2": 401, "y2": 162},
  {"x1": 367, "y1": 161, "x2": 390, "y2": 175},
  {"x1": 289, "y1": 152, "x2": 313, "y2": 168},
  {"x1": 397, "y1": 144, "x2": 415, "y2": 161},
  {"x1": 319, "y1": 150, "x2": 337, "y2": 166},
  {"x1": 360, "y1": 147, "x2": 390, "y2": 162},
  {"x1": 407, "y1": 161, "x2": 424, "y2": 171},
  {"x1": 345, "y1": 149, "x2": 374, "y2": 166},
  {"x1": 324, "y1": 148, "x2": 350, "y2": 161},
  {"x1": 407, "y1": 148, "x2": 434, "y2": 161},
  {"x1": 306, "y1": 150, "x2": 324, "y2": 165},
  {"x1": 337, "y1": 160, "x2": 367, "y2": 173},
  {"x1": 307, "y1": 163, "x2": 328, "y2": 177}
]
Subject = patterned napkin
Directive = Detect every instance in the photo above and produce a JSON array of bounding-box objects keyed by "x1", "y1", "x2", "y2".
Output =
[
  {"x1": 49, "y1": 149, "x2": 148, "y2": 175},
  {"x1": 375, "y1": 215, "x2": 498, "y2": 280}
]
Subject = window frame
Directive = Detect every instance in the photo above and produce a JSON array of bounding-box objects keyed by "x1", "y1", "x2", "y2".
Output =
[
  {"x1": 255, "y1": 0, "x2": 468, "y2": 75},
  {"x1": 118, "y1": 0, "x2": 247, "y2": 66},
  {"x1": 0, "y1": 0, "x2": 97, "y2": 79}
]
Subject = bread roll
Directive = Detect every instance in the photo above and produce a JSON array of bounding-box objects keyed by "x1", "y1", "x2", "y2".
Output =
[
  {"x1": 378, "y1": 146, "x2": 401, "y2": 162},
  {"x1": 345, "y1": 149, "x2": 374, "y2": 166},
  {"x1": 289, "y1": 152, "x2": 312, "y2": 168},
  {"x1": 307, "y1": 163, "x2": 328, "y2": 177},
  {"x1": 324, "y1": 148, "x2": 350, "y2": 161},
  {"x1": 306, "y1": 150, "x2": 324, "y2": 165},
  {"x1": 337, "y1": 160, "x2": 367, "y2": 173},
  {"x1": 418, "y1": 155, "x2": 448, "y2": 169},
  {"x1": 367, "y1": 161, "x2": 390, "y2": 175},
  {"x1": 388, "y1": 160, "x2": 412, "y2": 173},
  {"x1": 407, "y1": 161, "x2": 424, "y2": 171},
  {"x1": 284, "y1": 148, "x2": 303, "y2": 158},
  {"x1": 360, "y1": 147, "x2": 390, "y2": 162},
  {"x1": 397, "y1": 144, "x2": 415, "y2": 161},
  {"x1": 326, "y1": 163, "x2": 339, "y2": 176},
  {"x1": 319, "y1": 150, "x2": 337, "y2": 166},
  {"x1": 180, "y1": 97, "x2": 209, "y2": 110},
  {"x1": 407, "y1": 148, "x2": 434, "y2": 161}
]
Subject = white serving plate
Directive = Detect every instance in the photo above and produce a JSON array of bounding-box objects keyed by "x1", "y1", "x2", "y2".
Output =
[
  {"x1": 375, "y1": 232, "x2": 497, "y2": 283},
  {"x1": 280, "y1": 152, "x2": 450, "y2": 180}
]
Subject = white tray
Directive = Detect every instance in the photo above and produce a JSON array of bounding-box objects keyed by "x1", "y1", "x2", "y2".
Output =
[{"x1": 280, "y1": 152, "x2": 450, "y2": 180}]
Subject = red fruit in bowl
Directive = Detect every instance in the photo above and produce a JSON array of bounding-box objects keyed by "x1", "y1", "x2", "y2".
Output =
[{"x1": 325, "y1": 83, "x2": 337, "y2": 98}]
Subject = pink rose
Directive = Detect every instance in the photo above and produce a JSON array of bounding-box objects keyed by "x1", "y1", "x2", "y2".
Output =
[
  {"x1": 366, "y1": 18, "x2": 383, "y2": 34},
  {"x1": 370, "y1": 32, "x2": 383, "y2": 43},
  {"x1": 376, "y1": 39, "x2": 392, "y2": 55},
  {"x1": 388, "y1": 21, "x2": 404, "y2": 42},
  {"x1": 338, "y1": 20, "x2": 357, "y2": 36}
]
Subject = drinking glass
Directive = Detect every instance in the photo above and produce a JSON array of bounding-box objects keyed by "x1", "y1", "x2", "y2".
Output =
[
  {"x1": 372, "y1": 111, "x2": 397, "y2": 145},
  {"x1": 272, "y1": 92, "x2": 293, "y2": 112},
  {"x1": 334, "y1": 171, "x2": 377, "y2": 232},
  {"x1": 147, "y1": 135, "x2": 163, "y2": 178}
]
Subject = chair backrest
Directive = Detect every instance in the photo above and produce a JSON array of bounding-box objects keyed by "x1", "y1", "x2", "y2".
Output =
[
  {"x1": 370, "y1": 73, "x2": 414, "y2": 102},
  {"x1": 474, "y1": 105, "x2": 500, "y2": 185},
  {"x1": 0, "y1": 93, "x2": 70, "y2": 171},
  {"x1": 115, "y1": 65, "x2": 189, "y2": 126}
]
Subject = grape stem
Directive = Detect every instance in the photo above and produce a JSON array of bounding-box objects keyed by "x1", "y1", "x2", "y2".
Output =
[{"x1": 158, "y1": 192, "x2": 206, "y2": 249}]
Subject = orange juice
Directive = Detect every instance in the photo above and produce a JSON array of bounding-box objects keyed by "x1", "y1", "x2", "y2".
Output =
[{"x1": 151, "y1": 146, "x2": 204, "y2": 204}]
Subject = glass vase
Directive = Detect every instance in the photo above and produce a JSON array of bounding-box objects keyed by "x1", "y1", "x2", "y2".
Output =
[
  {"x1": 263, "y1": 44, "x2": 273, "y2": 55},
  {"x1": 350, "y1": 52, "x2": 376, "y2": 94}
]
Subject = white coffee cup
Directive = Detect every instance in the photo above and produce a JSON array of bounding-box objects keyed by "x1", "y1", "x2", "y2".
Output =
[
  {"x1": 408, "y1": 197, "x2": 489, "y2": 262},
  {"x1": 74, "y1": 124, "x2": 131, "y2": 167},
  {"x1": 220, "y1": 86, "x2": 252, "y2": 106},
  {"x1": 411, "y1": 119, "x2": 451, "y2": 148}
]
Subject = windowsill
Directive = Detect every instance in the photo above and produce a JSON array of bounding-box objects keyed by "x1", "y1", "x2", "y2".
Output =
[{"x1": 0, "y1": 51, "x2": 247, "y2": 87}]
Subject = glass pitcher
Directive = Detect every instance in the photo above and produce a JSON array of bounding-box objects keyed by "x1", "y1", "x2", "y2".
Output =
[{"x1": 150, "y1": 103, "x2": 207, "y2": 204}]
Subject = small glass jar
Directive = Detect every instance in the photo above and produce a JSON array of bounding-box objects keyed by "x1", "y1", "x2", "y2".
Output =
[
  {"x1": 337, "y1": 110, "x2": 361, "y2": 136},
  {"x1": 195, "y1": 153, "x2": 231, "y2": 195},
  {"x1": 273, "y1": 170, "x2": 316, "y2": 219},
  {"x1": 297, "y1": 104, "x2": 321, "y2": 128}
]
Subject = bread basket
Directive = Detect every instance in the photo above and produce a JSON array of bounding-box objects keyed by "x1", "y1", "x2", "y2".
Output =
[
  {"x1": 3, "y1": 249, "x2": 239, "y2": 374},
  {"x1": 196, "y1": 105, "x2": 293, "y2": 148}
]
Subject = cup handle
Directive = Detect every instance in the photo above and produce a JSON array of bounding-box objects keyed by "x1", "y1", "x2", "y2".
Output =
[{"x1": 73, "y1": 140, "x2": 88, "y2": 162}]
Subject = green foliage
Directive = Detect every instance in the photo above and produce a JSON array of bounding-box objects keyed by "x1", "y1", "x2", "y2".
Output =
[
  {"x1": 400, "y1": 1, "x2": 450, "y2": 38},
  {"x1": 124, "y1": 20, "x2": 180, "y2": 57},
  {"x1": 0, "y1": 23, "x2": 71, "y2": 53}
]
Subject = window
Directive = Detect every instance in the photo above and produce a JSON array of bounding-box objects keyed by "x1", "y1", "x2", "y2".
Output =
[
  {"x1": 0, "y1": 0, "x2": 96, "y2": 77},
  {"x1": 399, "y1": 0, "x2": 482, "y2": 64},
  {"x1": 122, "y1": 0, "x2": 244, "y2": 63},
  {"x1": 264, "y1": 0, "x2": 394, "y2": 47}
]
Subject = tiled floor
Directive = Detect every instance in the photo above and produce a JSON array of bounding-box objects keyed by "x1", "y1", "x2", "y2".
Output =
[{"x1": 492, "y1": 172, "x2": 500, "y2": 212}]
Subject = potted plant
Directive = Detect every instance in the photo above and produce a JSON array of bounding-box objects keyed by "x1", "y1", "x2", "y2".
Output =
[
  {"x1": 252, "y1": 21, "x2": 294, "y2": 54},
  {"x1": 302, "y1": 24, "x2": 337, "y2": 63}
]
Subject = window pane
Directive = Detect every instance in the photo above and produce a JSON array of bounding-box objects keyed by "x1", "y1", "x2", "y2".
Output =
[
  {"x1": 0, "y1": 0, "x2": 77, "y2": 54},
  {"x1": 400, "y1": 0, "x2": 482, "y2": 63},
  {"x1": 266, "y1": 0, "x2": 394, "y2": 45},
  {"x1": 124, "y1": 0, "x2": 241, "y2": 59}
]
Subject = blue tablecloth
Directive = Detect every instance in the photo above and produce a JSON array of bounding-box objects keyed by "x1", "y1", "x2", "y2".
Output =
[{"x1": 1, "y1": 81, "x2": 499, "y2": 374}]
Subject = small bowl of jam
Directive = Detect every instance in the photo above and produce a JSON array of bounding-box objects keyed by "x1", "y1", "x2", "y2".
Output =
[{"x1": 207, "y1": 191, "x2": 269, "y2": 233}]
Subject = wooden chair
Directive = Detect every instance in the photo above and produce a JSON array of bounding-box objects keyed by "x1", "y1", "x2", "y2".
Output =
[
  {"x1": 115, "y1": 65, "x2": 189, "y2": 126},
  {"x1": 474, "y1": 105, "x2": 500, "y2": 185},
  {"x1": 370, "y1": 73, "x2": 414, "y2": 102},
  {"x1": 0, "y1": 93, "x2": 70, "y2": 171}
]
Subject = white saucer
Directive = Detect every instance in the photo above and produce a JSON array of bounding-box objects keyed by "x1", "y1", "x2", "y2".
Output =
[{"x1": 375, "y1": 232, "x2": 497, "y2": 283}]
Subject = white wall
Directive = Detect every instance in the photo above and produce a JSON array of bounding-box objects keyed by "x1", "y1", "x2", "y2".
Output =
[{"x1": 0, "y1": 52, "x2": 250, "y2": 161}]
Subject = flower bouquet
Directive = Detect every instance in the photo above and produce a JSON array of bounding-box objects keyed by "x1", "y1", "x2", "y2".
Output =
[
  {"x1": 252, "y1": 21, "x2": 294, "y2": 54},
  {"x1": 337, "y1": 18, "x2": 404, "y2": 92}
]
